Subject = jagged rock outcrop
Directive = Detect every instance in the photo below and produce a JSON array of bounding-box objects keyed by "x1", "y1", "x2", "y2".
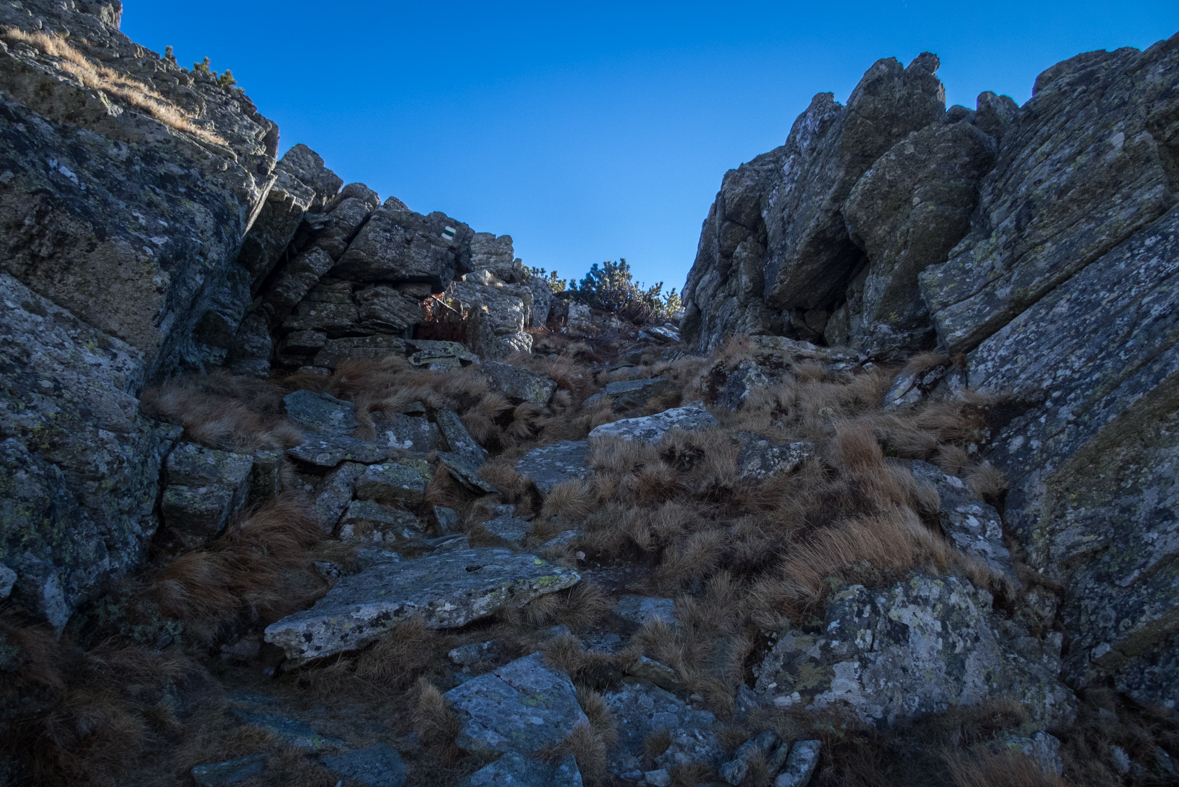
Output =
[{"x1": 684, "y1": 32, "x2": 1179, "y2": 712}]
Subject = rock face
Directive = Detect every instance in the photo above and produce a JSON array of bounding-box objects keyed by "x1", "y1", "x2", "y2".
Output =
[
  {"x1": 263, "y1": 548, "x2": 580, "y2": 661},
  {"x1": 446, "y1": 652, "x2": 589, "y2": 755},
  {"x1": 588, "y1": 405, "x2": 719, "y2": 446},
  {"x1": 754, "y1": 575, "x2": 1076, "y2": 728},
  {"x1": 684, "y1": 33, "x2": 1179, "y2": 711}
]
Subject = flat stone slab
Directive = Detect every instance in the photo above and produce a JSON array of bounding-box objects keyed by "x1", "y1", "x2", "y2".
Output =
[
  {"x1": 446, "y1": 652, "x2": 589, "y2": 755},
  {"x1": 458, "y1": 751, "x2": 582, "y2": 786},
  {"x1": 339, "y1": 500, "x2": 425, "y2": 542},
  {"x1": 482, "y1": 361, "x2": 557, "y2": 405},
  {"x1": 480, "y1": 515, "x2": 532, "y2": 546},
  {"x1": 287, "y1": 434, "x2": 395, "y2": 467},
  {"x1": 588, "y1": 405, "x2": 718, "y2": 446},
  {"x1": 355, "y1": 460, "x2": 433, "y2": 506},
  {"x1": 406, "y1": 339, "x2": 478, "y2": 367},
  {"x1": 283, "y1": 390, "x2": 358, "y2": 436},
  {"x1": 264, "y1": 548, "x2": 580, "y2": 661},
  {"x1": 375, "y1": 412, "x2": 443, "y2": 454},
  {"x1": 322, "y1": 743, "x2": 408, "y2": 787},
  {"x1": 515, "y1": 440, "x2": 591, "y2": 496},
  {"x1": 437, "y1": 409, "x2": 489, "y2": 461},
  {"x1": 437, "y1": 451, "x2": 496, "y2": 493},
  {"x1": 585, "y1": 377, "x2": 676, "y2": 413}
]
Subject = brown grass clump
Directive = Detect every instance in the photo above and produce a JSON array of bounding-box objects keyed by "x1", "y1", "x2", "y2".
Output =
[
  {"x1": 539, "y1": 478, "x2": 596, "y2": 521},
  {"x1": 144, "y1": 497, "x2": 327, "y2": 644},
  {"x1": 944, "y1": 748, "x2": 1068, "y2": 787},
  {"x1": 3, "y1": 29, "x2": 228, "y2": 145},
  {"x1": 412, "y1": 679, "x2": 461, "y2": 751},
  {"x1": 538, "y1": 723, "x2": 610, "y2": 786},
  {"x1": 141, "y1": 371, "x2": 302, "y2": 453}
]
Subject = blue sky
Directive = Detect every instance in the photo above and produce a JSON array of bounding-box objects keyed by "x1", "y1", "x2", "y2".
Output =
[{"x1": 123, "y1": 2, "x2": 1178, "y2": 293}]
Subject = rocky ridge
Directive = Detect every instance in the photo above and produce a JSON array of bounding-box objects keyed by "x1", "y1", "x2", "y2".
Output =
[{"x1": 0, "y1": 3, "x2": 1176, "y2": 786}]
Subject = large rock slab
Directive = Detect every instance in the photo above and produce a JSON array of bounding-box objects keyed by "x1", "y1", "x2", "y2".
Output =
[
  {"x1": 355, "y1": 460, "x2": 433, "y2": 507},
  {"x1": 287, "y1": 435, "x2": 395, "y2": 467},
  {"x1": 322, "y1": 744, "x2": 407, "y2": 787},
  {"x1": 446, "y1": 652, "x2": 589, "y2": 754},
  {"x1": 283, "y1": 390, "x2": 357, "y2": 436},
  {"x1": 920, "y1": 38, "x2": 1179, "y2": 355},
  {"x1": 436, "y1": 409, "x2": 489, "y2": 461},
  {"x1": 481, "y1": 361, "x2": 556, "y2": 405},
  {"x1": 332, "y1": 199, "x2": 473, "y2": 290},
  {"x1": 966, "y1": 203, "x2": 1179, "y2": 706},
  {"x1": 0, "y1": 276, "x2": 175, "y2": 627},
  {"x1": 515, "y1": 441, "x2": 591, "y2": 496},
  {"x1": 584, "y1": 377, "x2": 676, "y2": 414},
  {"x1": 753, "y1": 575, "x2": 1076, "y2": 727},
  {"x1": 588, "y1": 405, "x2": 718, "y2": 446},
  {"x1": 264, "y1": 548, "x2": 579, "y2": 661}
]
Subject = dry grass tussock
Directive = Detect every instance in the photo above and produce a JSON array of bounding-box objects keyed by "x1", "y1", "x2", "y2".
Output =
[
  {"x1": 0, "y1": 613, "x2": 202, "y2": 787},
  {"x1": 143, "y1": 497, "x2": 328, "y2": 644},
  {"x1": 141, "y1": 370, "x2": 302, "y2": 453},
  {"x1": 2, "y1": 28, "x2": 228, "y2": 145}
]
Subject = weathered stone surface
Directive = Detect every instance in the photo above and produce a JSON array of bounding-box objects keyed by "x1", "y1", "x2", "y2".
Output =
[
  {"x1": 407, "y1": 340, "x2": 478, "y2": 368},
  {"x1": 283, "y1": 390, "x2": 358, "y2": 436},
  {"x1": 354, "y1": 286, "x2": 424, "y2": 335},
  {"x1": 161, "y1": 443, "x2": 253, "y2": 546},
  {"x1": 265, "y1": 549, "x2": 579, "y2": 660},
  {"x1": 191, "y1": 755, "x2": 268, "y2": 787},
  {"x1": 446, "y1": 652, "x2": 589, "y2": 755},
  {"x1": 585, "y1": 377, "x2": 675, "y2": 414},
  {"x1": 355, "y1": 461, "x2": 433, "y2": 507},
  {"x1": 515, "y1": 441, "x2": 591, "y2": 496},
  {"x1": 286, "y1": 435, "x2": 394, "y2": 467},
  {"x1": 736, "y1": 437, "x2": 814, "y2": 481},
  {"x1": 310, "y1": 463, "x2": 365, "y2": 534},
  {"x1": 624, "y1": 656, "x2": 681, "y2": 691},
  {"x1": 280, "y1": 297, "x2": 359, "y2": 335},
  {"x1": 880, "y1": 360, "x2": 954, "y2": 410},
  {"x1": 966, "y1": 203, "x2": 1179, "y2": 705},
  {"x1": 257, "y1": 247, "x2": 338, "y2": 330},
  {"x1": 1001, "y1": 732, "x2": 1064, "y2": 776},
  {"x1": 339, "y1": 500, "x2": 425, "y2": 543},
  {"x1": 588, "y1": 405, "x2": 718, "y2": 446},
  {"x1": 435, "y1": 506, "x2": 461, "y2": 534},
  {"x1": 436, "y1": 410, "x2": 489, "y2": 461},
  {"x1": 615, "y1": 596, "x2": 677, "y2": 627},
  {"x1": 775, "y1": 740, "x2": 821, "y2": 787},
  {"x1": 457, "y1": 751, "x2": 582, "y2": 787},
  {"x1": 0, "y1": 7, "x2": 275, "y2": 379},
  {"x1": 479, "y1": 515, "x2": 532, "y2": 546},
  {"x1": 481, "y1": 361, "x2": 556, "y2": 405},
  {"x1": 921, "y1": 38, "x2": 1179, "y2": 355},
  {"x1": 437, "y1": 452, "x2": 497, "y2": 494},
  {"x1": 332, "y1": 200, "x2": 473, "y2": 290},
  {"x1": 754, "y1": 576, "x2": 1076, "y2": 727},
  {"x1": 469, "y1": 234, "x2": 523, "y2": 283},
  {"x1": 315, "y1": 335, "x2": 407, "y2": 369},
  {"x1": 276, "y1": 144, "x2": 343, "y2": 210},
  {"x1": 720, "y1": 731, "x2": 779, "y2": 786},
  {"x1": 0, "y1": 276, "x2": 175, "y2": 626},
  {"x1": 526, "y1": 276, "x2": 555, "y2": 329},
  {"x1": 447, "y1": 281, "x2": 529, "y2": 338},
  {"x1": 910, "y1": 461, "x2": 1019, "y2": 586},
  {"x1": 602, "y1": 683, "x2": 723, "y2": 775},
  {"x1": 322, "y1": 744, "x2": 407, "y2": 787},
  {"x1": 842, "y1": 122, "x2": 997, "y2": 354},
  {"x1": 374, "y1": 413, "x2": 443, "y2": 454},
  {"x1": 712, "y1": 361, "x2": 770, "y2": 411},
  {"x1": 682, "y1": 54, "x2": 946, "y2": 352}
]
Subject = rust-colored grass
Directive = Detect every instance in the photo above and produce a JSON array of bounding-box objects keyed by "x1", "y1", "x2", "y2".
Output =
[{"x1": 3, "y1": 29, "x2": 228, "y2": 145}]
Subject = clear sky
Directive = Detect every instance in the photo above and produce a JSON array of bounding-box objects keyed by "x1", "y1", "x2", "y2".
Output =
[{"x1": 122, "y1": 2, "x2": 1178, "y2": 294}]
